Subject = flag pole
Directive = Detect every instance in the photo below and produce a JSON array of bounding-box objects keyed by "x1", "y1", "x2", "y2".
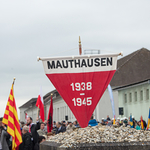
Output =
[
  {"x1": 47, "y1": 93, "x2": 53, "y2": 132},
  {"x1": 79, "y1": 36, "x2": 82, "y2": 55},
  {"x1": 51, "y1": 93, "x2": 53, "y2": 104},
  {"x1": 37, "y1": 105, "x2": 39, "y2": 119},
  {"x1": 13, "y1": 77, "x2": 16, "y2": 84}
]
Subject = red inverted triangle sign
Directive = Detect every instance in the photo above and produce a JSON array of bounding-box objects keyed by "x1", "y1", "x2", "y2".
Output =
[{"x1": 40, "y1": 54, "x2": 119, "y2": 128}]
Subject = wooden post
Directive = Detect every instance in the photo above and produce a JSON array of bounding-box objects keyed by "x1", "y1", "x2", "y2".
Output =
[
  {"x1": 37, "y1": 105, "x2": 39, "y2": 118},
  {"x1": 79, "y1": 36, "x2": 82, "y2": 55}
]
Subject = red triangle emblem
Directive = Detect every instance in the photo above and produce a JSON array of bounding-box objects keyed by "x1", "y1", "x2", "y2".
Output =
[{"x1": 40, "y1": 54, "x2": 118, "y2": 128}]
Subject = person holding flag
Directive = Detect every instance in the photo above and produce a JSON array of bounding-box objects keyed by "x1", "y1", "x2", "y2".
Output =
[{"x1": 26, "y1": 117, "x2": 40, "y2": 149}]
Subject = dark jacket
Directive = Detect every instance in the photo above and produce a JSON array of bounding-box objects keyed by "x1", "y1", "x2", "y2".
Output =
[
  {"x1": 30, "y1": 122, "x2": 40, "y2": 145},
  {"x1": 34, "y1": 143, "x2": 39, "y2": 150},
  {"x1": 56, "y1": 126, "x2": 66, "y2": 134},
  {"x1": 19, "y1": 132, "x2": 32, "y2": 150}
]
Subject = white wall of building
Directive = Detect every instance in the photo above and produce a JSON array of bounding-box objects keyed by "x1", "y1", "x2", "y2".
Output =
[
  {"x1": 20, "y1": 108, "x2": 27, "y2": 121},
  {"x1": 95, "y1": 88, "x2": 118, "y2": 120},
  {"x1": 118, "y1": 81, "x2": 150, "y2": 121},
  {"x1": 20, "y1": 106, "x2": 38, "y2": 123}
]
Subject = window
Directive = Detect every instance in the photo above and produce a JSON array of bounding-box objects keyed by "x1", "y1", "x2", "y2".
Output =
[
  {"x1": 146, "y1": 89, "x2": 149, "y2": 100},
  {"x1": 57, "y1": 108, "x2": 59, "y2": 121},
  {"x1": 124, "y1": 94, "x2": 127, "y2": 103},
  {"x1": 135, "y1": 92, "x2": 137, "y2": 102},
  {"x1": 140, "y1": 90, "x2": 143, "y2": 101},
  {"x1": 129, "y1": 93, "x2": 132, "y2": 102}
]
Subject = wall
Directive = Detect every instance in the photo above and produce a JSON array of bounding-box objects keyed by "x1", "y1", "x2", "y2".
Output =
[
  {"x1": 118, "y1": 82, "x2": 150, "y2": 121},
  {"x1": 19, "y1": 108, "x2": 27, "y2": 122},
  {"x1": 96, "y1": 88, "x2": 118, "y2": 121}
]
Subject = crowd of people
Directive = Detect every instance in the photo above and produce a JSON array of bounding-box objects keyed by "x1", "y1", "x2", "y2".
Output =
[
  {"x1": 98, "y1": 115, "x2": 147, "y2": 130},
  {"x1": 0, "y1": 115, "x2": 148, "y2": 150}
]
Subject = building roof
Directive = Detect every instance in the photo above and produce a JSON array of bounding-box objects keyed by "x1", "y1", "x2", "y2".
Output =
[
  {"x1": 110, "y1": 48, "x2": 150, "y2": 89},
  {"x1": 19, "y1": 98, "x2": 37, "y2": 108},
  {"x1": 19, "y1": 89, "x2": 59, "y2": 109}
]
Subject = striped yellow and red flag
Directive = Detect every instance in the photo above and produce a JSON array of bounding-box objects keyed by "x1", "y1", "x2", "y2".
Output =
[
  {"x1": 2, "y1": 79, "x2": 22, "y2": 150},
  {"x1": 2, "y1": 98, "x2": 10, "y2": 125}
]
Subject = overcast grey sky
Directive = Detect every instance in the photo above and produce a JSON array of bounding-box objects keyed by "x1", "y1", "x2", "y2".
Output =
[{"x1": 0, "y1": 0, "x2": 150, "y2": 118}]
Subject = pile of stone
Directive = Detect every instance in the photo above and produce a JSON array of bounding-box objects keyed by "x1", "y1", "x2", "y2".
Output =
[{"x1": 47, "y1": 125, "x2": 150, "y2": 148}]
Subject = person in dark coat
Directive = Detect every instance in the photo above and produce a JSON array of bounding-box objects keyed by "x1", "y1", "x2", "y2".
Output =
[
  {"x1": 26, "y1": 117, "x2": 40, "y2": 148},
  {"x1": 19, "y1": 125, "x2": 32, "y2": 150},
  {"x1": 34, "y1": 136, "x2": 46, "y2": 150},
  {"x1": 55, "y1": 122, "x2": 66, "y2": 134},
  {"x1": 106, "y1": 115, "x2": 111, "y2": 121}
]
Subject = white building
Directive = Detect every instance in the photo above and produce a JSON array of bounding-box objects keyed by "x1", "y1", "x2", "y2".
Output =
[{"x1": 110, "y1": 48, "x2": 150, "y2": 121}]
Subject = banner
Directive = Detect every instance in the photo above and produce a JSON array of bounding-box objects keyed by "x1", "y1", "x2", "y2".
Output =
[
  {"x1": 39, "y1": 53, "x2": 119, "y2": 127},
  {"x1": 108, "y1": 84, "x2": 115, "y2": 122}
]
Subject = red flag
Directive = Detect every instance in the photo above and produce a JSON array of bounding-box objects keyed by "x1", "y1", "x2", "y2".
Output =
[
  {"x1": 47, "y1": 96, "x2": 53, "y2": 132},
  {"x1": 36, "y1": 87, "x2": 45, "y2": 122}
]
